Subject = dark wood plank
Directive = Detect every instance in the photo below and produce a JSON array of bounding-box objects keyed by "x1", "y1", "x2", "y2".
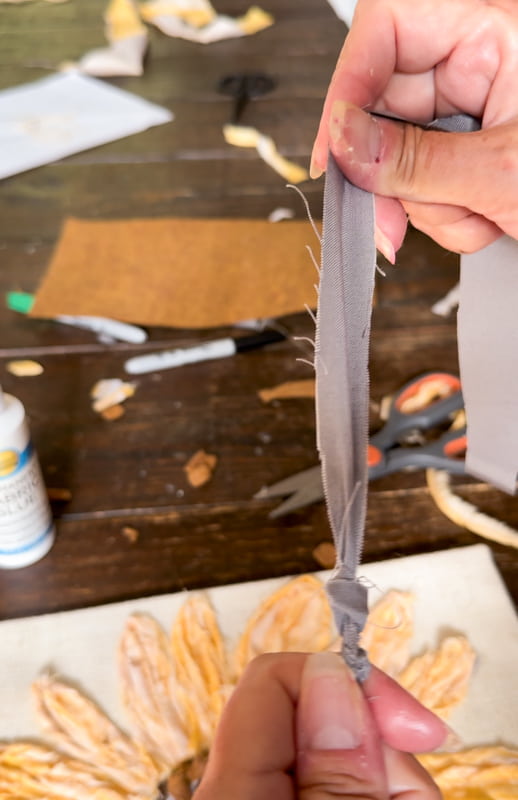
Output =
[
  {"x1": 1, "y1": 0, "x2": 517, "y2": 627},
  {"x1": 1, "y1": 482, "x2": 516, "y2": 620}
]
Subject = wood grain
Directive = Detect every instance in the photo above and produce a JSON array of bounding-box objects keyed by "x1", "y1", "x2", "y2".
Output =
[{"x1": 1, "y1": 0, "x2": 516, "y2": 621}]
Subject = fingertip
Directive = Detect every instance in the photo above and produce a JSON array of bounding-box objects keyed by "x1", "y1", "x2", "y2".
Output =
[
  {"x1": 310, "y1": 142, "x2": 327, "y2": 179},
  {"x1": 375, "y1": 225, "x2": 396, "y2": 264},
  {"x1": 362, "y1": 666, "x2": 450, "y2": 753}
]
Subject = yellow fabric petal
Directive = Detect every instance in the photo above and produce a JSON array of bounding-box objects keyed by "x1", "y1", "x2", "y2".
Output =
[{"x1": 234, "y1": 575, "x2": 333, "y2": 676}]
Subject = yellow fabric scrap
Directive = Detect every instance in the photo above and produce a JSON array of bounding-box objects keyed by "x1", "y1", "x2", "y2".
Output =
[
  {"x1": 224, "y1": 123, "x2": 309, "y2": 184},
  {"x1": 398, "y1": 635, "x2": 476, "y2": 719},
  {"x1": 141, "y1": 1, "x2": 273, "y2": 43},
  {"x1": 170, "y1": 595, "x2": 232, "y2": 749},
  {"x1": 234, "y1": 575, "x2": 334, "y2": 677},
  {"x1": 418, "y1": 746, "x2": 518, "y2": 800},
  {"x1": 32, "y1": 674, "x2": 163, "y2": 795},
  {"x1": 360, "y1": 590, "x2": 414, "y2": 677},
  {"x1": 107, "y1": 0, "x2": 147, "y2": 39},
  {"x1": 118, "y1": 613, "x2": 195, "y2": 766},
  {"x1": 0, "y1": 742, "x2": 137, "y2": 800},
  {"x1": 238, "y1": 5, "x2": 274, "y2": 34},
  {"x1": 427, "y1": 468, "x2": 518, "y2": 549},
  {"x1": 139, "y1": 0, "x2": 216, "y2": 28}
]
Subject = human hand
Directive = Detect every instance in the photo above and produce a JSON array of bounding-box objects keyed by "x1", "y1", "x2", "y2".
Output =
[
  {"x1": 311, "y1": 0, "x2": 518, "y2": 260},
  {"x1": 194, "y1": 652, "x2": 448, "y2": 799}
]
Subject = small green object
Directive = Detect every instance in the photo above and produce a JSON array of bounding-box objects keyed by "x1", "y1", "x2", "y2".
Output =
[{"x1": 6, "y1": 291, "x2": 35, "y2": 314}]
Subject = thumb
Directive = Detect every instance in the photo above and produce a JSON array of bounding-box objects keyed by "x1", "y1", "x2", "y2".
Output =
[
  {"x1": 296, "y1": 653, "x2": 387, "y2": 799},
  {"x1": 327, "y1": 100, "x2": 513, "y2": 218}
]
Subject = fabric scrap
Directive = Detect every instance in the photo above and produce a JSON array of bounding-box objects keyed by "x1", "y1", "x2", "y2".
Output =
[
  {"x1": 459, "y1": 238, "x2": 518, "y2": 494},
  {"x1": 223, "y1": 123, "x2": 309, "y2": 184},
  {"x1": 30, "y1": 217, "x2": 318, "y2": 328},
  {"x1": 258, "y1": 379, "x2": 315, "y2": 403},
  {"x1": 426, "y1": 468, "x2": 518, "y2": 549},
  {"x1": 140, "y1": 0, "x2": 273, "y2": 43},
  {"x1": 70, "y1": 0, "x2": 148, "y2": 77},
  {"x1": 183, "y1": 450, "x2": 217, "y2": 488},
  {"x1": 0, "y1": 73, "x2": 173, "y2": 180},
  {"x1": 91, "y1": 378, "x2": 136, "y2": 414}
]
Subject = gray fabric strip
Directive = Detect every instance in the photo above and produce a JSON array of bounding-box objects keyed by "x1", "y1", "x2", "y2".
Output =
[
  {"x1": 459, "y1": 238, "x2": 518, "y2": 493},
  {"x1": 318, "y1": 113, "x2": 517, "y2": 682},
  {"x1": 317, "y1": 153, "x2": 375, "y2": 681}
]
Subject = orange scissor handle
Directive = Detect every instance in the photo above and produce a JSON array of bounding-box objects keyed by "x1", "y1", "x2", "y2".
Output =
[
  {"x1": 368, "y1": 444, "x2": 383, "y2": 468},
  {"x1": 395, "y1": 372, "x2": 462, "y2": 415}
]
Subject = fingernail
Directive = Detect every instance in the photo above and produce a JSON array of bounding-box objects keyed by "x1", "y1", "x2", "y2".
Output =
[
  {"x1": 298, "y1": 652, "x2": 364, "y2": 751},
  {"x1": 375, "y1": 224, "x2": 396, "y2": 264},
  {"x1": 329, "y1": 100, "x2": 382, "y2": 166},
  {"x1": 310, "y1": 147, "x2": 325, "y2": 180},
  {"x1": 439, "y1": 725, "x2": 463, "y2": 753}
]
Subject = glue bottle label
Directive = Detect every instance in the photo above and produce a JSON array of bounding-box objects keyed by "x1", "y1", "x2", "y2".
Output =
[{"x1": 0, "y1": 440, "x2": 54, "y2": 567}]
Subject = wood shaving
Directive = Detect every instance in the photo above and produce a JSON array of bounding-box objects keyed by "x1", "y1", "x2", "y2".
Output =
[
  {"x1": 418, "y1": 746, "x2": 518, "y2": 799},
  {"x1": 312, "y1": 541, "x2": 336, "y2": 569},
  {"x1": 32, "y1": 674, "x2": 162, "y2": 795},
  {"x1": 360, "y1": 590, "x2": 414, "y2": 677},
  {"x1": 170, "y1": 596, "x2": 231, "y2": 749},
  {"x1": 427, "y1": 468, "x2": 518, "y2": 549},
  {"x1": 397, "y1": 635, "x2": 476, "y2": 719},
  {"x1": 118, "y1": 613, "x2": 194, "y2": 767},
  {"x1": 234, "y1": 575, "x2": 334, "y2": 677},
  {"x1": 122, "y1": 525, "x2": 140, "y2": 543},
  {"x1": 223, "y1": 123, "x2": 309, "y2": 184},
  {"x1": 258, "y1": 378, "x2": 315, "y2": 403},
  {"x1": 6, "y1": 359, "x2": 44, "y2": 377},
  {"x1": 183, "y1": 450, "x2": 217, "y2": 488}
]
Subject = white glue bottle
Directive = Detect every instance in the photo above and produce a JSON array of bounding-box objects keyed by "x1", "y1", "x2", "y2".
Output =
[{"x1": 0, "y1": 385, "x2": 55, "y2": 568}]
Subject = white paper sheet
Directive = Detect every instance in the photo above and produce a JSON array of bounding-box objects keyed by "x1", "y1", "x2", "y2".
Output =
[
  {"x1": 0, "y1": 545, "x2": 517, "y2": 747},
  {"x1": 0, "y1": 73, "x2": 173, "y2": 180}
]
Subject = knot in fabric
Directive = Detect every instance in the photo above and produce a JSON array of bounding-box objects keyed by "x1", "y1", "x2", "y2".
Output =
[{"x1": 326, "y1": 567, "x2": 371, "y2": 681}]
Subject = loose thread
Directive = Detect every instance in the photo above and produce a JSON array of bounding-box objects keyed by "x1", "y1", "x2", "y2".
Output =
[
  {"x1": 305, "y1": 244, "x2": 321, "y2": 275},
  {"x1": 286, "y1": 183, "x2": 322, "y2": 244}
]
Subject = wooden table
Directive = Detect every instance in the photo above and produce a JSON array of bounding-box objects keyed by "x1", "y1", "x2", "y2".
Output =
[{"x1": 1, "y1": 0, "x2": 517, "y2": 621}]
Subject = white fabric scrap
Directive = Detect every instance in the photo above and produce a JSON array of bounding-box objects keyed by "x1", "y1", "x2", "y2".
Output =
[
  {"x1": 324, "y1": 0, "x2": 356, "y2": 26},
  {"x1": 74, "y1": 34, "x2": 148, "y2": 77},
  {"x1": 140, "y1": 1, "x2": 273, "y2": 43},
  {"x1": 268, "y1": 207, "x2": 295, "y2": 223},
  {"x1": 91, "y1": 378, "x2": 136, "y2": 413},
  {"x1": 70, "y1": 0, "x2": 148, "y2": 77},
  {"x1": 431, "y1": 282, "x2": 460, "y2": 317},
  {"x1": 0, "y1": 72, "x2": 173, "y2": 180}
]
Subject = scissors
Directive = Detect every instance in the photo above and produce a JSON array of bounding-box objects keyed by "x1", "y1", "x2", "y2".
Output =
[{"x1": 254, "y1": 371, "x2": 467, "y2": 518}]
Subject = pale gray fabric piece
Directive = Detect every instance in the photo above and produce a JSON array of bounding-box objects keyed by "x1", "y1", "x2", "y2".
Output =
[
  {"x1": 317, "y1": 113, "x2": 517, "y2": 682},
  {"x1": 459, "y1": 238, "x2": 518, "y2": 493},
  {"x1": 317, "y1": 154, "x2": 376, "y2": 681}
]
